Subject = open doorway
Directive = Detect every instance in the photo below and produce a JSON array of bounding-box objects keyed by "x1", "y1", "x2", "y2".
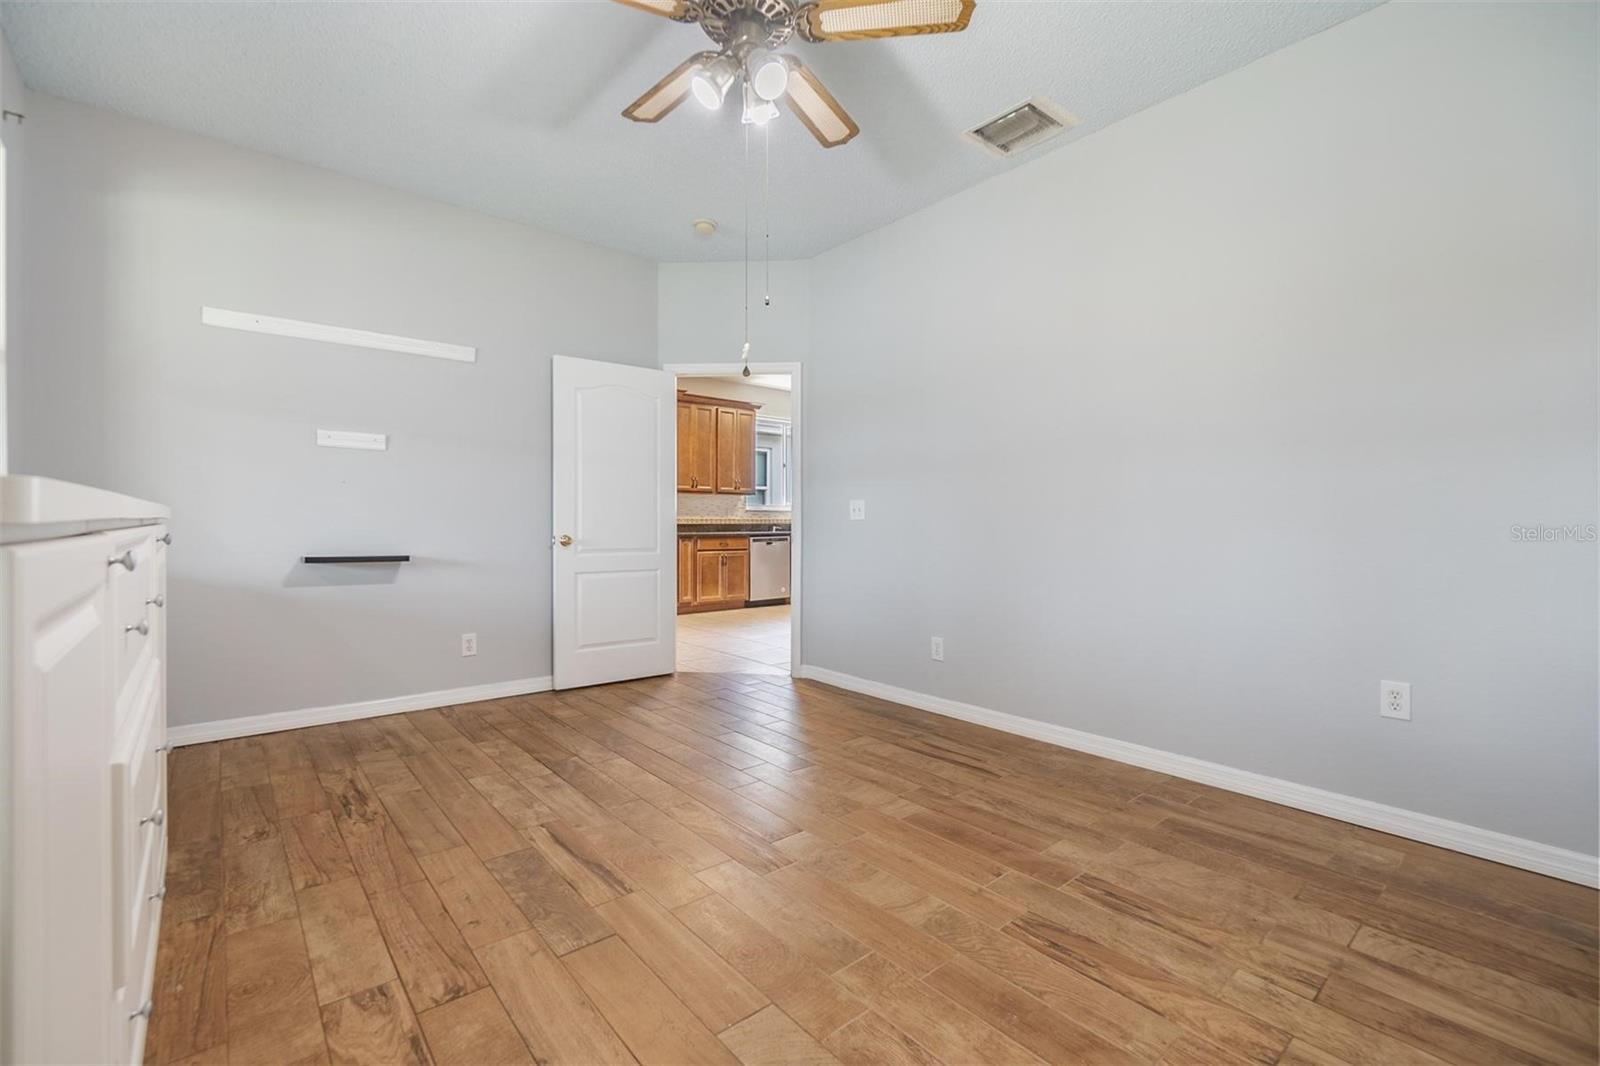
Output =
[{"x1": 665, "y1": 363, "x2": 801, "y2": 678}]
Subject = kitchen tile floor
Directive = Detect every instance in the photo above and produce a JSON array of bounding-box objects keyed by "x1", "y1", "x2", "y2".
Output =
[{"x1": 677, "y1": 604, "x2": 791, "y2": 676}]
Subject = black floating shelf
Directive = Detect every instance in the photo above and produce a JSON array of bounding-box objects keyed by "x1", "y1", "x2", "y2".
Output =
[{"x1": 303, "y1": 555, "x2": 411, "y2": 564}]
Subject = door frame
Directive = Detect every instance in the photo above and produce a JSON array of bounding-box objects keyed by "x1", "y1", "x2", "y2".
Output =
[{"x1": 663, "y1": 361, "x2": 803, "y2": 677}]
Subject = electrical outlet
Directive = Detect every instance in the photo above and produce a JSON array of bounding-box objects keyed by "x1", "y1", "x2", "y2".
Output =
[
  {"x1": 1380, "y1": 680, "x2": 1410, "y2": 720},
  {"x1": 930, "y1": 636, "x2": 944, "y2": 662},
  {"x1": 849, "y1": 499, "x2": 866, "y2": 521},
  {"x1": 461, "y1": 633, "x2": 478, "y2": 657}
]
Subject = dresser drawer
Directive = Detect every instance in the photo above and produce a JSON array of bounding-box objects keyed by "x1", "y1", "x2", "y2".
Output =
[
  {"x1": 111, "y1": 656, "x2": 166, "y2": 1002},
  {"x1": 106, "y1": 525, "x2": 163, "y2": 708}
]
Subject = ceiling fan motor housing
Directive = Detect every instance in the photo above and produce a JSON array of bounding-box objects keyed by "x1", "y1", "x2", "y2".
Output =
[{"x1": 695, "y1": 0, "x2": 802, "y2": 48}]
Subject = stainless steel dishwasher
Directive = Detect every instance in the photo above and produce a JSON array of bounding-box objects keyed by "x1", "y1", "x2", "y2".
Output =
[{"x1": 748, "y1": 534, "x2": 791, "y2": 605}]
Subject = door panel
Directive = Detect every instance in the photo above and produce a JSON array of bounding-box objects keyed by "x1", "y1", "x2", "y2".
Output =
[
  {"x1": 5, "y1": 532, "x2": 118, "y2": 1065},
  {"x1": 714, "y1": 407, "x2": 739, "y2": 493},
  {"x1": 695, "y1": 551, "x2": 725, "y2": 604},
  {"x1": 723, "y1": 550, "x2": 750, "y2": 602},
  {"x1": 553, "y1": 356, "x2": 677, "y2": 689},
  {"x1": 676, "y1": 403, "x2": 694, "y2": 491},
  {"x1": 736, "y1": 409, "x2": 757, "y2": 496},
  {"x1": 678, "y1": 538, "x2": 695, "y2": 606},
  {"x1": 688, "y1": 403, "x2": 716, "y2": 492}
]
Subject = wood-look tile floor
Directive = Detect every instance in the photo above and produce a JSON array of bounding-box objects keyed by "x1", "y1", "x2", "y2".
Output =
[{"x1": 147, "y1": 672, "x2": 1599, "y2": 1066}]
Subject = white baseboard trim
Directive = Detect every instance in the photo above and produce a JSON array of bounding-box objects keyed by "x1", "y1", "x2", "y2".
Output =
[
  {"x1": 168, "y1": 676, "x2": 554, "y2": 747},
  {"x1": 796, "y1": 664, "x2": 1599, "y2": 888}
]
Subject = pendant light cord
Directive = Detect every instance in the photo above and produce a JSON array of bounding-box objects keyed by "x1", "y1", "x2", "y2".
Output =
[
  {"x1": 742, "y1": 118, "x2": 751, "y2": 375},
  {"x1": 763, "y1": 120, "x2": 771, "y2": 307}
]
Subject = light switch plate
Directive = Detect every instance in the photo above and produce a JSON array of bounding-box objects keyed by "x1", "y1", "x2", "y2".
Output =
[
  {"x1": 849, "y1": 499, "x2": 866, "y2": 521},
  {"x1": 317, "y1": 429, "x2": 387, "y2": 451}
]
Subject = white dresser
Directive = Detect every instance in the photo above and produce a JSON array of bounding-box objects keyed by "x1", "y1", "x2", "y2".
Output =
[{"x1": 2, "y1": 476, "x2": 170, "y2": 1066}]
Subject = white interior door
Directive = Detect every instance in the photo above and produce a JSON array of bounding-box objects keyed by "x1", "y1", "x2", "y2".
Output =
[{"x1": 552, "y1": 354, "x2": 677, "y2": 689}]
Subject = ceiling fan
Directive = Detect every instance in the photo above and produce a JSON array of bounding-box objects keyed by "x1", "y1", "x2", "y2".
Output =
[{"x1": 615, "y1": 0, "x2": 976, "y2": 148}]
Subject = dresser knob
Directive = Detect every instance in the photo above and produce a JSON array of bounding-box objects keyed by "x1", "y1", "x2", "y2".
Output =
[
  {"x1": 108, "y1": 550, "x2": 137, "y2": 571},
  {"x1": 146, "y1": 595, "x2": 165, "y2": 608},
  {"x1": 130, "y1": 1000, "x2": 153, "y2": 1021},
  {"x1": 140, "y1": 807, "x2": 165, "y2": 828},
  {"x1": 158, "y1": 532, "x2": 172, "y2": 545},
  {"x1": 126, "y1": 619, "x2": 150, "y2": 636}
]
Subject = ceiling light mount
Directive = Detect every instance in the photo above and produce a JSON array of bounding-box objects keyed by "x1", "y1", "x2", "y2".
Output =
[{"x1": 691, "y1": 217, "x2": 718, "y2": 236}]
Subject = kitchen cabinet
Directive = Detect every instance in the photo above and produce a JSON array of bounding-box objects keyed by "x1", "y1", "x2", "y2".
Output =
[
  {"x1": 678, "y1": 536, "x2": 695, "y2": 606},
  {"x1": 677, "y1": 400, "x2": 717, "y2": 492},
  {"x1": 715, "y1": 406, "x2": 757, "y2": 495},
  {"x1": 679, "y1": 535, "x2": 749, "y2": 611},
  {"x1": 676, "y1": 392, "x2": 758, "y2": 495}
]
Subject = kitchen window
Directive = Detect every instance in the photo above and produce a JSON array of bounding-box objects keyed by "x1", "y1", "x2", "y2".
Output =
[{"x1": 746, "y1": 418, "x2": 791, "y2": 510}]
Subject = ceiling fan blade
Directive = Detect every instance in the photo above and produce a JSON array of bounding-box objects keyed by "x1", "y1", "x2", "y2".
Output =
[
  {"x1": 611, "y1": 0, "x2": 695, "y2": 20},
  {"x1": 798, "y1": 0, "x2": 974, "y2": 41},
  {"x1": 781, "y1": 60, "x2": 859, "y2": 148},
  {"x1": 623, "y1": 52, "x2": 715, "y2": 123}
]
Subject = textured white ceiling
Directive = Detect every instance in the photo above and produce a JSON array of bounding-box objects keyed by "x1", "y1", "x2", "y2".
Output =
[{"x1": 1, "y1": 1, "x2": 1379, "y2": 261}]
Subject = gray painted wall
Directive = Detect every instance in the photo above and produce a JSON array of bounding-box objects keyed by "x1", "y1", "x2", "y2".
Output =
[
  {"x1": 658, "y1": 259, "x2": 811, "y2": 369},
  {"x1": 11, "y1": 94, "x2": 657, "y2": 726},
  {"x1": 0, "y1": 27, "x2": 25, "y2": 473},
  {"x1": 794, "y1": 2, "x2": 1597, "y2": 852}
]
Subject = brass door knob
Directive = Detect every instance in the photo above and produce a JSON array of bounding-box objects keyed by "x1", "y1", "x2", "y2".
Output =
[{"x1": 557, "y1": 535, "x2": 573, "y2": 547}]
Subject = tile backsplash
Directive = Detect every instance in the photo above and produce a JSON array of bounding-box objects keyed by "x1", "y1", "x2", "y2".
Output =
[{"x1": 678, "y1": 493, "x2": 789, "y2": 519}]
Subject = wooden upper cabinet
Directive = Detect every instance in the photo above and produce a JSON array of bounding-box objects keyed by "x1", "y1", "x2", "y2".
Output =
[
  {"x1": 676, "y1": 403, "x2": 693, "y2": 491},
  {"x1": 677, "y1": 391, "x2": 758, "y2": 496},
  {"x1": 678, "y1": 402, "x2": 717, "y2": 493},
  {"x1": 739, "y1": 409, "x2": 755, "y2": 491},
  {"x1": 714, "y1": 407, "x2": 739, "y2": 493}
]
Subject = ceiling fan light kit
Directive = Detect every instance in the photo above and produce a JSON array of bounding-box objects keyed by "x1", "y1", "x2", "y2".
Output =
[
  {"x1": 748, "y1": 51, "x2": 789, "y2": 101},
  {"x1": 741, "y1": 83, "x2": 780, "y2": 125},
  {"x1": 618, "y1": 0, "x2": 977, "y2": 148},
  {"x1": 691, "y1": 51, "x2": 742, "y2": 108}
]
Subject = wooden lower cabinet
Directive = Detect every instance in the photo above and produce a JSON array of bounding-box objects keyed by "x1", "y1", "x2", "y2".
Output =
[
  {"x1": 678, "y1": 535, "x2": 749, "y2": 612},
  {"x1": 678, "y1": 537, "x2": 695, "y2": 606}
]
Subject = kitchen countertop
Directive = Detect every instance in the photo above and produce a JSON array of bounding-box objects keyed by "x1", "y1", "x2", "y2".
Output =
[{"x1": 678, "y1": 520, "x2": 791, "y2": 536}]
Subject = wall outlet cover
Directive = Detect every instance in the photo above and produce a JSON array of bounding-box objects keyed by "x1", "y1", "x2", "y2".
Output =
[
  {"x1": 1380, "y1": 680, "x2": 1410, "y2": 721},
  {"x1": 461, "y1": 633, "x2": 478, "y2": 657},
  {"x1": 849, "y1": 499, "x2": 866, "y2": 521},
  {"x1": 931, "y1": 636, "x2": 944, "y2": 662}
]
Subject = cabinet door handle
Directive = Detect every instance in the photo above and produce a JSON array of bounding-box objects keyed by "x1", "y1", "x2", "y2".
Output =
[
  {"x1": 130, "y1": 1000, "x2": 154, "y2": 1021},
  {"x1": 146, "y1": 595, "x2": 165, "y2": 608},
  {"x1": 156, "y1": 742, "x2": 173, "y2": 754},
  {"x1": 126, "y1": 619, "x2": 150, "y2": 636},
  {"x1": 149, "y1": 886, "x2": 167, "y2": 901},
  {"x1": 140, "y1": 807, "x2": 165, "y2": 828},
  {"x1": 109, "y1": 550, "x2": 137, "y2": 571},
  {"x1": 158, "y1": 532, "x2": 172, "y2": 546}
]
